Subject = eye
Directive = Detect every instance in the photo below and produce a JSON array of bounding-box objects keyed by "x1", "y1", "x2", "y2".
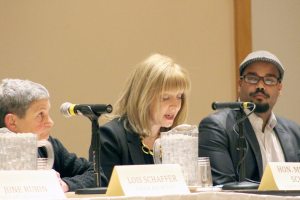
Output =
[
  {"x1": 37, "y1": 112, "x2": 45, "y2": 121},
  {"x1": 162, "y1": 95, "x2": 170, "y2": 101},
  {"x1": 177, "y1": 94, "x2": 184, "y2": 100},
  {"x1": 246, "y1": 75, "x2": 258, "y2": 81},
  {"x1": 265, "y1": 77, "x2": 276, "y2": 82}
]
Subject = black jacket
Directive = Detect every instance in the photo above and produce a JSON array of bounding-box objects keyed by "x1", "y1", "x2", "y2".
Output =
[
  {"x1": 89, "y1": 118, "x2": 154, "y2": 186},
  {"x1": 39, "y1": 136, "x2": 107, "y2": 191},
  {"x1": 198, "y1": 109, "x2": 300, "y2": 185}
]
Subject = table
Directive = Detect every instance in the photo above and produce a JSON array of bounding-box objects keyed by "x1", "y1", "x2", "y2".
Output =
[{"x1": 66, "y1": 191, "x2": 300, "y2": 200}]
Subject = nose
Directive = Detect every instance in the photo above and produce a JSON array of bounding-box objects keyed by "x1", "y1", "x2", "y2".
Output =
[
  {"x1": 170, "y1": 97, "x2": 181, "y2": 109},
  {"x1": 256, "y1": 78, "x2": 265, "y2": 89},
  {"x1": 45, "y1": 116, "x2": 54, "y2": 128}
]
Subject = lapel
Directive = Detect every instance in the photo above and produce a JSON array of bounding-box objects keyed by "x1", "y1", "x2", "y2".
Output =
[
  {"x1": 125, "y1": 130, "x2": 145, "y2": 164},
  {"x1": 274, "y1": 122, "x2": 297, "y2": 162},
  {"x1": 243, "y1": 118, "x2": 264, "y2": 177}
]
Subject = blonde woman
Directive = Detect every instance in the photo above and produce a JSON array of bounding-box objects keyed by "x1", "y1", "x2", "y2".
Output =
[{"x1": 90, "y1": 53, "x2": 191, "y2": 184}]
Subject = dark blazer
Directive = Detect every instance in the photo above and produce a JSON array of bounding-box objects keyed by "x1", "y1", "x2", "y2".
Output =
[
  {"x1": 198, "y1": 109, "x2": 300, "y2": 185},
  {"x1": 39, "y1": 136, "x2": 108, "y2": 191},
  {"x1": 89, "y1": 118, "x2": 153, "y2": 186}
]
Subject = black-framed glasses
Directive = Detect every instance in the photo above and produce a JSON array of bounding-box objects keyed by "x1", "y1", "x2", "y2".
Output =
[{"x1": 240, "y1": 74, "x2": 280, "y2": 86}]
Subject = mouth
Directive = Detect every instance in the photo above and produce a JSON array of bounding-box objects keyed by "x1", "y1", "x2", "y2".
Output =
[
  {"x1": 164, "y1": 114, "x2": 175, "y2": 121},
  {"x1": 251, "y1": 92, "x2": 269, "y2": 100},
  {"x1": 253, "y1": 93, "x2": 266, "y2": 99}
]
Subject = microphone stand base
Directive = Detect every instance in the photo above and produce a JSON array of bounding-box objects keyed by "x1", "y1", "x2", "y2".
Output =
[
  {"x1": 222, "y1": 181, "x2": 259, "y2": 190},
  {"x1": 75, "y1": 187, "x2": 107, "y2": 194}
]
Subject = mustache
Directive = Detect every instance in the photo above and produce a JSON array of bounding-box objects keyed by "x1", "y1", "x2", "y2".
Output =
[{"x1": 250, "y1": 88, "x2": 270, "y2": 98}]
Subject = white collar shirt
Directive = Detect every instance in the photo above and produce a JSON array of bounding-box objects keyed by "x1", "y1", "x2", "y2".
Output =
[{"x1": 246, "y1": 110, "x2": 285, "y2": 171}]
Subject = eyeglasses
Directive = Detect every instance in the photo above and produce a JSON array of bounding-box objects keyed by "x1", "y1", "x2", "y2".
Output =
[{"x1": 240, "y1": 74, "x2": 280, "y2": 86}]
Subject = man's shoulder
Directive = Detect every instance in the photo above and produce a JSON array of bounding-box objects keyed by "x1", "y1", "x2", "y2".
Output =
[
  {"x1": 201, "y1": 109, "x2": 237, "y2": 122},
  {"x1": 276, "y1": 115, "x2": 300, "y2": 129},
  {"x1": 198, "y1": 109, "x2": 239, "y2": 132}
]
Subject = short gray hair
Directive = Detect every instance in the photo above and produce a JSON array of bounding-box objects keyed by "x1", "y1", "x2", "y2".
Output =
[{"x1": 0, "y1": 79, "x2": 49, "y2": 127}]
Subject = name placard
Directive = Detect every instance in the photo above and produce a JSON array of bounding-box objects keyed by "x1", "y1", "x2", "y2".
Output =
[
  {"x1": 259, "y1": 162, "x2": 300, "y2": 190},
  {"x1": 0, "y1": 170, "x2": 65, "y2": 199},
  {"x1": 106, "y1": 164, "x2": 190, "y2": 196}
]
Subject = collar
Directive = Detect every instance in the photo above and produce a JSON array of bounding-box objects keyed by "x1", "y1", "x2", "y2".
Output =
[
  {"x1": 245, "y1": 109, "x2": 277, "y2": 131},
  {"x1": 0, "y1": 127, "x2": 15, "y2": 135}
]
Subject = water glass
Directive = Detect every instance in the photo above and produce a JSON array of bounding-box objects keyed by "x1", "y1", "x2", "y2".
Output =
[{"x1": 196, "y1": 157, "x2": 213, "y2": 187}]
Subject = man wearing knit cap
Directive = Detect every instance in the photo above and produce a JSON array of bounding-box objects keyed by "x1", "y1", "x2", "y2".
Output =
[{"x1": 198, "y1": 50, "x2": 300, "y2": 186}]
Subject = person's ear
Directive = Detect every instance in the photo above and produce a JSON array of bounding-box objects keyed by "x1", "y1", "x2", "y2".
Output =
[
  {"x1": 238, "y1": 77, "x2": 244, "y2": 86},
  {"x1": 237, "y1": 79, "x2": 243, "y2": 94},
  {"x1": 276, "y1": 82, "x2": 283, "y2": 97},
  {"x1": 278, "y1": 82, "x2": 283, "y2": 93},
  {"x1": 4, "y1": 113, "x2": 18, "y2": 132}
]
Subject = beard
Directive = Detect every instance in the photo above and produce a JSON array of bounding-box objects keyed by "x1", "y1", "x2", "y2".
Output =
[
  {"x1": 249, "y1": 88, "x2": 271, "y2": 113},
  {"x1": 254, "y1": 103, "x2": 270, "y2": 113}
]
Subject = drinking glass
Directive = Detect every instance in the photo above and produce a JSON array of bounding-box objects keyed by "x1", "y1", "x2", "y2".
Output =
[{"x1": 196, "y1": 157, "x2": 213, "y2": 187}]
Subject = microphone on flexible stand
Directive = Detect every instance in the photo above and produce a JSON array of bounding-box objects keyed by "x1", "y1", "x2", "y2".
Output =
[
  {"x1": 60, "y1": 102, "x2": 113, "y2": 118},
  {"x1": 211, "y1": 101, "x2": 259, "y2": 190},
  {"x1": 211, "y1": 101, "x2": 255, "y2": 110},
  {"x1": 60, "y1": 102, "x2": 112, "y2": 194}
]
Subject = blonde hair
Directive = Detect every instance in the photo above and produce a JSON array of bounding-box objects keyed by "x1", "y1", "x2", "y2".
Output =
[{"x1": 111, "y1": 54, "x2": 191, "y2": 137}]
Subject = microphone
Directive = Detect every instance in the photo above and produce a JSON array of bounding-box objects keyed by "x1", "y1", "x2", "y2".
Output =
[
  {"x1": 60, "y1": 102, "x2": 113, "y2": 117},
  {"x1": 212, "y1": 101, "x2": 255, "y2": 110}
]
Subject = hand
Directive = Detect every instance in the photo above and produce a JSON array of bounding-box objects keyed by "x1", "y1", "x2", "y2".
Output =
[{"x1": 55, "y1": 171, "x2": 69, "y2": 192}]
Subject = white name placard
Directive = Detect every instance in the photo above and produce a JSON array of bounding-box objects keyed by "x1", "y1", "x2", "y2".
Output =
[
  {"x1": 259, "y1": 162, "x2": 300, "y2": 190},
  {"x1": 0, "y1": 170, "x2": 65, "y2": 199},
  {"x1": 106, "y1": 164, "x2": 190, "y2": 196}
]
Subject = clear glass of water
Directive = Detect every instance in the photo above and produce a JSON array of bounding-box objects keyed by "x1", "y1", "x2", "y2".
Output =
[{"x1": 196, "y1": 157, "x2": 213, "y2": 187}]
